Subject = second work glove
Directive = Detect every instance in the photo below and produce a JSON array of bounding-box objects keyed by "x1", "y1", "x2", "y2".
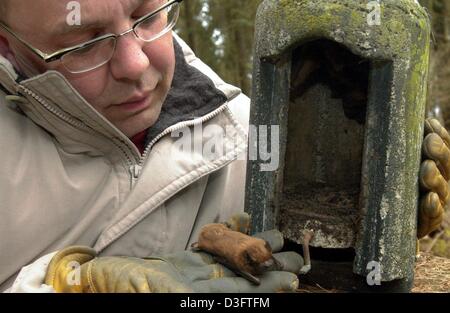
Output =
[
  {"x1": 418, "y1": 118, "x2": 450, "y2": 238},
  {"x1": 44, "y1": 215, "x2": 303, "y2": 293}
]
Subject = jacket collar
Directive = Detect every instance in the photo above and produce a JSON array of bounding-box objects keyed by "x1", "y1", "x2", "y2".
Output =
[
  {"x1": 145, "y1": 39, "x2": 228, "y2": 145},
  {"x1": 0, "y1": 33, "x2": 240, "y2": 144},
  {"x1": 0, "y1": 34, "x2": 241, "y2": 159}
]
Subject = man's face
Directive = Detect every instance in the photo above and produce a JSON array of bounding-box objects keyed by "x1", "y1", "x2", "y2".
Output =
[{"x1": 2, "y1": 0, "x2": 176, "y2": 138}]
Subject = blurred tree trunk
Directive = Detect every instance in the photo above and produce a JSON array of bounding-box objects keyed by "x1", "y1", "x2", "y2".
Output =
[
  {"x1": 176, "y1": 0, "x2": 262, "y2": 96},
  {"x1": 182, "y1": 0, "x2": 198, "y2": 52},
  {"x1": 419, "y1": 0, "x2": 450, "y2": 128},
  {"x1": 235, "y1": 28, "x2": 251, "y2": 94}
]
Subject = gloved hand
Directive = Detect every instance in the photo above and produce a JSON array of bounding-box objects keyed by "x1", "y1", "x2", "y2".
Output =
[
  {"x1": 44, "y1": 214, "x2": 303, "y2": 293},
  {"x1": 418, "y1": 118, "x2": 450, "y2": 238}
]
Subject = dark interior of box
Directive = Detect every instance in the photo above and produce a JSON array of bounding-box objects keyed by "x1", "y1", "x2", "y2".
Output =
[{"x1": 279, "y1": 39, "x2": 370, "y2": 249}]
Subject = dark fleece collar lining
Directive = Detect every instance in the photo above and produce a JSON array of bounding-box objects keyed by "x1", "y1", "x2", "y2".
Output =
[{"x1": 144, "y1": 39, "x2": 228, "y2": 146}]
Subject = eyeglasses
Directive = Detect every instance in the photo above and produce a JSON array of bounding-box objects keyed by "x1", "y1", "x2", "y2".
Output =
[{"x1": 0, "y1": 0, "x2": 183, "y2": 74}]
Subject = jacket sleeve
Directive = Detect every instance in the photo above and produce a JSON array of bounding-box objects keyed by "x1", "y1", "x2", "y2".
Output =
[
  {"x1": 218, "y1": 92, "x2": 251, "y2": 221},
  {"x1": 5, "y1": 252, "x2": 57, "y2": 293}
]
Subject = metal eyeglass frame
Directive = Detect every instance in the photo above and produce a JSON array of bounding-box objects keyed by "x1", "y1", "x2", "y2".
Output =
[{"x1": 0, "y1": 0, "x2": 183, "y2": 73}]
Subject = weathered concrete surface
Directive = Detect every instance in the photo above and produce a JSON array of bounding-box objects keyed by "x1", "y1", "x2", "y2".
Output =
[
  {"x1": 245, "y1": 0, "x2": 431, "y2": 284},
  {"x1": 280, "y1": 82, "x2": 364, "y2": 249}
]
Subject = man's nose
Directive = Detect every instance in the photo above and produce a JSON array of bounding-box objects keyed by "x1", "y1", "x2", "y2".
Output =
[{"x1": 109, "y1": 35, "x2": 150, "y2": 81}]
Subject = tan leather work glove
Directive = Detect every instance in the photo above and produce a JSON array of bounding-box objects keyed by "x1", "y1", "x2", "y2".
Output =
[
  {"x1": 418, "y1": 118, "x2": 450, "y2": 238},
  {"x1": 44, "y1": 214, "x2": 303, "y2": 293}
]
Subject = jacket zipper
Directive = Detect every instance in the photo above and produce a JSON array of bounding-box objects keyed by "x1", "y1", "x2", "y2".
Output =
[
  {"x1": 16, "y1": 85, "x2": 137, "y2": 178},
  {"x1": 97, "y1": 103, "x2": 239, "y2": 252},
  {"x1": 129, "y1": 103, "x2": 229, "y2": 189},
  {"x1": 136, "y1": 102, "x2": 230, "y2": 164},
  {"x1": 17, "y1": 84, "x2": 232, "y2": 190}
]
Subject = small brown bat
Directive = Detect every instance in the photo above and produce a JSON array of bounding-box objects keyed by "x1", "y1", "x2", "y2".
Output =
[{"x1": 191, "y1": 223, "x2": 279, "y2": 285}]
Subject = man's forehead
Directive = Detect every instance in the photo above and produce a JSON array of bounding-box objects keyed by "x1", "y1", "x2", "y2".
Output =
[{"x1": 14, "y1": 0, "x2": 162, "y2": 33}]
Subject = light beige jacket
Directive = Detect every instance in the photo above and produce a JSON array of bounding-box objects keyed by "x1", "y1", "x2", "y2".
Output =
[{"x1": 0, "y1": 34, "x2": 250, "y2": 291}]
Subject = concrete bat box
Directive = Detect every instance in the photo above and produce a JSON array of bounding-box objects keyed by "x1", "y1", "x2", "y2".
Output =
[{"x1": 245, "y1": 0, "x2": 431, "y2": 291}]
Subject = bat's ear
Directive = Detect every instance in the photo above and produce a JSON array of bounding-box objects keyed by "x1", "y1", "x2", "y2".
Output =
[
  {"x1": 244, "y1": 246, "x2": 261, "y2": 265},
  {"x1": 245, "y1": 241, "x2": 272, "y2": 265},
  {"x1": 264, "y1": 240, "x2": 272, "y2": 252}
]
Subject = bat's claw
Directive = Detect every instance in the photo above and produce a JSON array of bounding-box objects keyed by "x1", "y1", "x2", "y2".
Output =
[
  {"x1": 299, "y1": 264, "x2": 312, "y2": 275},
  {"x1": 299, "y1": 230, "x2": 314, "y2": 275},
  {"x1": 191, "y1": 242, "x2": 200, "y2": 251}
]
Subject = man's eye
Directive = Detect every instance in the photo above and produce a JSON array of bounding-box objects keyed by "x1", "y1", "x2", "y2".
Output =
[
  {"x1": 132, "y1": 14, "x2": 146, "y2": 20},
  {"x1": 132, "y1": 11, "x2": 153, "y2": 20},
  {"x1": 78, "y1": 42, "x2": 97, "y2": 53},
  {"x1": 61, "y1": 33, "x2": 101, "y2": 48}
]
